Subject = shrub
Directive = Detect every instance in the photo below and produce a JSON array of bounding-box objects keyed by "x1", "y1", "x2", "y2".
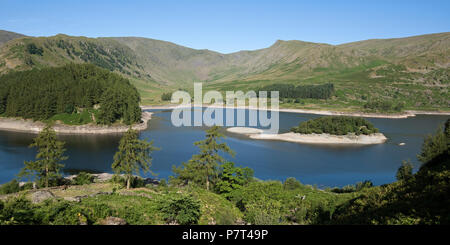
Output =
[
  {"x1": 396, "y1": 161, "x2": 414, "y2": 181},
  {"x1": 215, "y1": 162, "x2": 254, "y2": 199},
  {"x1": 283, "y1": 177, "x2": 302, "y2": 190},
  {"x1": 0, "y1": 196, "x2": 37, "y2": 225},
  {"x1": 244, "y1": 197, "x2": 283, "y2": 225},
  {"x1": 37, "y1": 176, "x2": 70, "y2": 188},
  {"x1": 0, "y1": 180, "x2": 21, "y2": 195},
  {"x1": 161, "y1": 92, "x2": 172, "y2": 101},
  {"x1": 72, "y1": 172, "x2": 95, "y2": 185},
  {"x1": 109, "y1": 174, "x2": 146, "y2": 188},
  {"x1": 159, "y1": 179, "x2": 167, "y2": 187},
  {"x1": 355, "y1": 180, "x2": 373, "y2": 191},
  {"x1": 157, "y1": 194, "x2": 201, "y2": 225},
  {"x1": 20, "y1": 182, "x2": 34, "y2": 191}
]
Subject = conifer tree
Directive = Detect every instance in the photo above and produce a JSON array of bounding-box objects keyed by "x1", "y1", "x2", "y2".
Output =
[
  {"x1": 19, "y1": 125, "x2": 67, "y2": 188},
  {"x1": 112, "y1": 128, "x2": 158, "y2": 189},
  {"x1": 172, "y1": 126, "x2": 235, "y2": 190},
  {"x1": 418, "y1": 126, "x2": 447, "y2": 163},
  {"x1": 396, "y1": 160, "x2": 414, "y2": 181}
]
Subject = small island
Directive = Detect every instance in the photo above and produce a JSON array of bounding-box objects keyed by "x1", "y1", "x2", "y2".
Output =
[
  {"x1": 0, "y1": 64, "x2": 151, "y2": 134},
  {"x1": 227, "y1": 116, "x2": 387, "y2": 145}
]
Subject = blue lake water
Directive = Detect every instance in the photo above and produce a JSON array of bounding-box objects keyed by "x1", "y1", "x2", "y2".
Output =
[{"x1": 0, "y1": 108, "x2": 448, "y2": 188}]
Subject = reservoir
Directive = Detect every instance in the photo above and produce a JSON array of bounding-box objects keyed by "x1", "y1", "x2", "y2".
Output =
[{"x1": 0, "y1": 108, "x2": 448, "y2": 187}]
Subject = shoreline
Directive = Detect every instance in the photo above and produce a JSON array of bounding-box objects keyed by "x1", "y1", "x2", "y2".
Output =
[
  {"x1": 227, "y1": 127, "x2": 388, "y2": 145},
  {"x1": 0, "y1": 111, "x2": 152, "y2": 135},
  {"x1": 141, "y1": 104, "x2": 450, "y2": 119}
]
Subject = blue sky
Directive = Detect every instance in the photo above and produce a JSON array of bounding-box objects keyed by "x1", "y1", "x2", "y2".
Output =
[{"x1": 1, "y1": 0, "x2": 449, "y2": 53}]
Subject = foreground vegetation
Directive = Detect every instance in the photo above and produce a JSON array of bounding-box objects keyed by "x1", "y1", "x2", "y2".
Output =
[
  {"x1": 0, "y1": 64, "x2": 141, "y2": 125},
  {"x1": 291, "y1": 116, "x2": 380, "y2": 135},
  {"x1": 0, "y1": 119, "x2": 449, "y2": 225}
]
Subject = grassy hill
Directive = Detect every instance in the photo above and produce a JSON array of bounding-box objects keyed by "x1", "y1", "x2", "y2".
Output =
[
  {"x1": 0, "y1": 30, "x2": 25, "y2": 47},
  {"x1": 0, "y1": 31, "x2": 448, "y2": 110}
]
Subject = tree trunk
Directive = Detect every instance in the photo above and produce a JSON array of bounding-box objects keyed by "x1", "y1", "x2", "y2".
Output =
[
  {"x1": 206, "y1": 175, "x2": 209, "y2": 191},
  {"x1": 45, "y1": 165, "x2": 49, "y2": 188},
  {"x1": 127, "y1": 176, "x2": 131, "y2": 189}
]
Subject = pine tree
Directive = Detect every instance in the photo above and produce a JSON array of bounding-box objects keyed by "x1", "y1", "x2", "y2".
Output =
[
  {"x1": 417, "y1": 126, "x2": 447, "y2": 163},
  {"x1": 171, "y1": 126, "x2": 235, "y2": 191},
  {"x1": 18, "y1": 125, "x2": 67, "y2": 188},
  {"x1": 111, "y1": 128, "x2": 158, "y2": 189},
  {"x1": 396, "y1": 160, "x2": 414, "y2": 181}
]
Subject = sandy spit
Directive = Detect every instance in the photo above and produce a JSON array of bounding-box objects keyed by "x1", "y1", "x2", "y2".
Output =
[
  {"x1": 141, "y1": 105, "x2": 450, "y2": 119},
  {"x1": 0, "y1": 112, "x2": 152, "y2": 135},
  {"x1": 227, "y1": 127, "x2": 388, "y2": 145}
]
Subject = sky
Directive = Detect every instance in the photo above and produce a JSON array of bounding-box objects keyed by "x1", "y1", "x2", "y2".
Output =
[{"x1": 1, "y1": 0, "x2": 449, "y2": 53}]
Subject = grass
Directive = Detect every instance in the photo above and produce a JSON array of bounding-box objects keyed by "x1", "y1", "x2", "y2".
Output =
[{"x1": 47, "y1": 109, "x2": 98, "y2": 125}]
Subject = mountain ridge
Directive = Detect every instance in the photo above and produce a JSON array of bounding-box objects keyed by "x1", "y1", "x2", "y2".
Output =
[
  {"x1": 0, "y1": 30, "x2": 448, "y2": 109},
  {"x1": 0, "y1": 30, "x2": 26, "y2": 47}
]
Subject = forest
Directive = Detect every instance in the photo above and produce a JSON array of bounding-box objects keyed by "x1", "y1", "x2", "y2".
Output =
[
  {"x1": 291, "y1": 116, "x2": 380, "y2": 135},
  {"x1": 0, "y1": 64, "x2": 141, "y2": 125},
  {"x1": 256, "y1": 83, "x2": 335, "y2": 100}
]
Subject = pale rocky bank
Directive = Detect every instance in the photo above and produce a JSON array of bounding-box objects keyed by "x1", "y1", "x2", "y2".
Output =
[
  {"x1": 227, "y1": 127, "x2": 388, "y2": 145},
  {"x1": 0, "y1": 111, "x2": 152, "y2": 135},
  {"x1": 141, "y1": 105, "x2": 450, "y2": 119}
]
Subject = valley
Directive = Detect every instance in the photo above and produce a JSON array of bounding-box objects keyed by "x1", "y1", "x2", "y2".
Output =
[{"x1": 0, "y1": 30, "x2": 448, "y2": 112}]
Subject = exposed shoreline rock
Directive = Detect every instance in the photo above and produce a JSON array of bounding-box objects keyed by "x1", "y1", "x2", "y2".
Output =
[
  {"x1": 141, "y1": 104, "x2": 450, "y2": 119},
  {"x1": 227, "y1": 127, "x2": 388, "y2": 145},
  {"x1": 0, "y1": 111, "x2": 152, "y2": 135}
]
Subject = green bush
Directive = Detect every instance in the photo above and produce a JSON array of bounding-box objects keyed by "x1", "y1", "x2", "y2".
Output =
[
  {"x1": 244, "y1": 197, "x2": 283, "y2": 225},
  {"x1": 215, "y1": 162, "x2": 254, "y2": 199},
  {"x1": 72, "y1": 172, "x2": 95, "y2": 185},
  {"x1": 0, "y1": 180, "x2": 21, "y2": 195},
  {"x1": 396, "y1": 161, "x2": 414, "y2": 181},
  {"x1": 157, "y1": 194, "x2": 201, "y2": 225},
  {"x1": 330, "y1": 180, "x2": 373, "y2": 193},
  {"x1": 20, "y1": 182, "x2": 34, "y2": 191},
  {"x1": 37, "y1": 176, "x2": 70, "y2": 188},
  {"x1": 109, "y1": 174, "x2": 146, "y2": 188},
  {"x1": 283, "y1": 177, "x2": 302, "y2": 190},
  {"x1": 0, "y1": 196, "x2": 37, "y2": 225},
  {"x1": 161, "y1": 92, "x2": 172, "y2": 101},
  {"x1": 159, "y1": 179, "x2": 167, "y2": 187}
]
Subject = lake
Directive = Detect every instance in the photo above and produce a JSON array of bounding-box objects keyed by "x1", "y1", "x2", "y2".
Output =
[{"x1": 0, "y1": 108, "x2": 448, "y2": 187}]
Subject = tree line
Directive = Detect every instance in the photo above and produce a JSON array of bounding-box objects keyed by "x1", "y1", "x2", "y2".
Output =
[
  {"x1": 0, "y1": 64, "x2": 141, "y2": 125},
  {"x1": 291, "y1": 116, "x2": 380, "y2": 135},
  {"x1": 364, "y1": 100, "x2": 405, "y2": 112}
]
